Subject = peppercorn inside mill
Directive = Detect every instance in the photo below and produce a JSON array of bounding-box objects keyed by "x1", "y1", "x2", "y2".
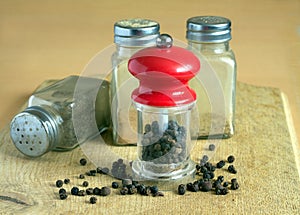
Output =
[{"x1": 128, "y1": 34, "x2": 200, "y2": 181}]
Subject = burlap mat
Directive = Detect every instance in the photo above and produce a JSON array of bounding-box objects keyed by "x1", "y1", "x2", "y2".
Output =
[{"x1": 0, "y1": 81, "x2": 299, "y2": 214}]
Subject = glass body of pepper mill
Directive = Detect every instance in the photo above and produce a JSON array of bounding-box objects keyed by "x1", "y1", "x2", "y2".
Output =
[
  {"x1": 10, "y1": 76, "x2": 110, "y2": 157},
  {"x1": 128, "y1": 34, "x2": 200, "y2": 181},
  {"x1": 186, "y1": 16, "x2": 237, "y2": 139},
  {"x1": 111, "y1": 18, "x2": 160, "y2": 145}
]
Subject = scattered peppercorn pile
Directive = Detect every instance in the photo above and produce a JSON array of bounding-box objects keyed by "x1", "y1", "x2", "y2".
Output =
[
  {"x1": 54, "y1": 158, "x2": 165, "y2": 204},
  {"x1": 54, "y1": 154, "x2": 239, "y2": 203},
  {"x1": 178, "y1": 154, "x2": 239, "y2": 195}
]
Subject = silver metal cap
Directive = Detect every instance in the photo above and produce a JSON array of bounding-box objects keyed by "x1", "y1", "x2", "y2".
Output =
[
  {"x1": 114, "y1": 18, "x2": 160, "y2": 46},
  {"x1": 10, "y1": 106, "x2": 58, "y2": 157},
  {"x1": 186, "y1": 16, "x2": 232, "y2": 43}
]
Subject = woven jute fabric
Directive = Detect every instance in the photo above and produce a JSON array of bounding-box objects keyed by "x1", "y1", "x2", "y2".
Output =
[{"x1": 0, "y1": 81, "x2": 299, "y2": 214}]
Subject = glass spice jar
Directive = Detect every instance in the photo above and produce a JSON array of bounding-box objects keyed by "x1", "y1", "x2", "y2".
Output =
[
  {"x1": 10, "y1": 76, "x2": 110, "y2": 157},
  {"x1": 111, "y1": 18, "x2": 160, "y2": 145},
  {"x1": 128, "y1": 34, "x2": 200, "y2": 181},
  {"x1": 186, "y1": 16, "x2": 237, "y2": 139}
]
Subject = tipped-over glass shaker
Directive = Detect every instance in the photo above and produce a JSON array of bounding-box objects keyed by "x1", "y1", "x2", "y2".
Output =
[
  {"x1": 10, "y1": 76, "x2": 110, "y2": 157},
  {"x1": 128, "y1": 34, "x2": 200, "y2": 180}
]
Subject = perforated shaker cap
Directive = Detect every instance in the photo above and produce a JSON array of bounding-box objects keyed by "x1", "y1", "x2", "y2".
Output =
[
  {"x1": 186, "y1": 16, "x2": 232, "y2": 43},
  {"x1": 114, "y1": 18, "x2": 160, "y2": 46},
  {"x1": 10, "y1": 106, "x2": 58, "y2": 157}
]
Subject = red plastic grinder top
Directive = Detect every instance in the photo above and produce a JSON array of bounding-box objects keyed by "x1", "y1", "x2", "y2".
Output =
[{"x1": 128, "y1": 34, "x2": 200, "y2": 107}]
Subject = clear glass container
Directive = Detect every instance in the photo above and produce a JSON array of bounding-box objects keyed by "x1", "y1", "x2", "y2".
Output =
[
  {"x1": 132, "y1": 102, "x2": 196, "y2": 180},
  {"x1": 10, "y1": 76, "x2": 110, "y2": 157},
  {"x1": 128, "y1": 34, "x2": 200, "y2": 181},
  {"x1": 186, "y1": 16, "x2": 237, "y2": 139},
  {"x1": 111, "y1": 18, "x2": 160, "y2": 145}
]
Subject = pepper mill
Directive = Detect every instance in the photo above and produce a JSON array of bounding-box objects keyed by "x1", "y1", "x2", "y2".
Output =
[{"x1": 128, "y1": 34, "x2": 200, "y2": 181}]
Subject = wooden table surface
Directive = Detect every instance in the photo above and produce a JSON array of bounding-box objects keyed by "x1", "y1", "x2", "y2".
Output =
[
  {"x1": 0, "y1": 0, "x2": 300, "y2": 141},
  {"x1": 1, "y1": 0, "x2": 300, "y2": 143}
]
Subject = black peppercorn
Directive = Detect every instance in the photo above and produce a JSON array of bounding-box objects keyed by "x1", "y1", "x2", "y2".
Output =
[
  {"x1": 215, "y1": 185, "x2": 228, "y2": 195},
  {"x1": 77, "y1": 190, "x2": 86, "y2": 196},
  {"x1": 216, "y1": 160, "x2": 225, "y2": 169},
  {"x1": 200, "y1": 159, "x2": 206, "y2": 166},
  {"x1": 221, "y1": 187, "x2": 229, "y2": 195},
  {"x1": 79, "y1": 174, "x2": 85, "y2": 179},
  {"x1": 227, "y1": 155, "x2": 235, "y2": 163},
  {"x1": 56, "y1": 180, "x2": 63, "y2": 188},
  {"x1": 132, "y1": 181, "x2": 139, "y2": 187},
  {"x1": 209, "y1": 172, "x2": 215, "y2": 179},
  {"x1": 212, "y1": 180, "x2": 221, "y2": 188},
  {"x1": 120, "y1": 187, "x2": 128, "y2": 195},
  {"x1": 59, "y1": 188, "x2": 66, "y2": 194},
  {"x1": 93, "y1": 187, "x2": 101, "y2": 195},
  {"x1": 90, "y1": 169, "x2": 97, "y2": 175},
  {"x1": 150, "y1": 186, "x2": 158, "y2": 194},
  {"x1": 127, "y1": 186, "x2": 136, "y2": 195},
  {"x1": 200, "y1": 166, "x2": 208, "y2": 174},
  {"x1": 178, "y1": 184, "x2": 186, "y2": 195},
  {"x1": 80, "y1": 158, "x2": 87, "y2": 166},
  {"x1": 137, "y1": 184, "x2": 146, "y2": 195},
  {"x1": 111, "y1": 159, "x2": 128, "y2": 179},
  {"x1": 71, "y1": 186, "x2": 79, "y2": 195},
  {"x1": 100, "y1": 186, "x2": 111, "y2": 196},
  {"x1": 217, "y1": 175, "x2": 224, "y2": 183},
  {"x1": 112, "y1": 182, "x2": 119, "y2": 189},
  {"x1": 82, "y1": 181, "x2": 89, "y2": 187},
  {"x1": 204, "y1": 162, "x2": 214, "y2": 171},
  {"x1": 208, "y1": 144, "x2": 215, "y2": 151},
  {"x1": 223, "y1": 182, "x2": 229, "y2": 187},
  {"x1": 186, "y1": 183, "x2": 193, "y2": 191},
  {"x1": 231, "y1": 179, "x2": 239, "y2": 190},
  {"x1": 64, "y1": 178, "x2": 70, "y2": 184},
  {"x1": 200, "y1": 181, "x2": 212, "y2": 192},
  {"x1": 187, "y1": 182, "x2": 199, "y2": 192},
  {"x1": 146, "y1": 187, "x2": 152, "y2": 196},
  {"x1": 90, "y1": 196, "x2": 97, "y2": 204},
  {"x1": 215, "y1": 188, "x2": 222, "y2": 195},
  {"x1": 86, "y1": 188, "x2": 94, "y2": 195},
  {"x1": 197, "y1": 179, "x2": 204, "y2": 187},
  {"x1": 228, "y1": 165, "x2": 237, "y2": 174},
  {"x1": 202, "y1": 155, "x2": 209, "y2": 162},
  {"x1": 145, "y1": 124, "x2": 151, "y2": 133},
  {"x1": 96, "y1": 167, "x2": 102, "y2": 173},
  {"x1": 59, "y1": 193, "x2": 68, "y2": 200},
  {"x1": 231, "y1": 178, "x2": 237, "y2": 183},
  {"x1": 203, "y1": 172, "x2": 211, "y2": 180}
]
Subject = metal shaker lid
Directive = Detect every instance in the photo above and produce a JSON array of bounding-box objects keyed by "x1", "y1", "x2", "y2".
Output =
[
  {"x1": 114, "y1": 18, "x2": 160, "y2": 46},
  {"x1": 186, "y1": 16, "x2": 232, "y2": 43},
  {"x1": 10, "y1": 106, "x2": 58, "y2": 157}
]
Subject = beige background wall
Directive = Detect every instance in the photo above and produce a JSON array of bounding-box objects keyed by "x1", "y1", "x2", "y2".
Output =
[{"x1": 0, "y1": 0, "x2": 299, "y2": 140}]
